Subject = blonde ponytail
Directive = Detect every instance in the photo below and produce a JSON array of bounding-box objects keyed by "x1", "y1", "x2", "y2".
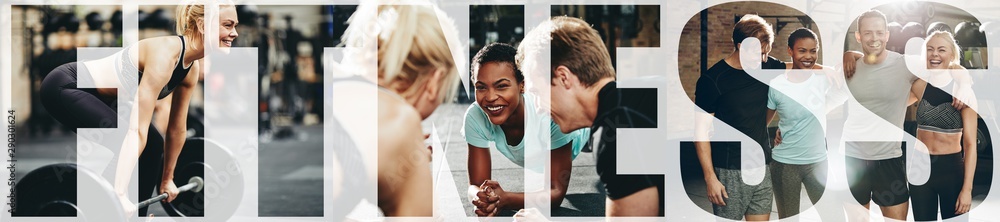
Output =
[
  {"x1": 175, "y1": 2, "x2": 203, "y2": 36},
  {"x1": 174, "y1": 0, "x2": 235, "y2": 49},
  {"x1": 375, "y1": 4, "x2": 462, "y2": 103}
]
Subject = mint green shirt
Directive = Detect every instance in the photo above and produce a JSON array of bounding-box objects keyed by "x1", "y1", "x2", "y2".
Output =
[
  {"x1": 462, "y1": 93, "x2": 590, "y2": 167},
  {"x1": 767, "y1": 73, "x2": 830, "y2": 164}
]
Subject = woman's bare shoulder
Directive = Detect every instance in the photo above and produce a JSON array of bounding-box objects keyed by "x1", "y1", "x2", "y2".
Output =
[
  {"x1": 136, "y1": 36, "x2": 182, "y2": 59},
  {"x1": 378, "y1": 92, "x2": 421, "y2": 133},
  {"x1": 377, "y1": 91, "x2": 423, "y2": 149},
  {"x1": 137, "y1": 36, "x2": 182, "y2": 50},
  {"x1": 135, "y1": 36, "x2": 183, "y2": 72}
]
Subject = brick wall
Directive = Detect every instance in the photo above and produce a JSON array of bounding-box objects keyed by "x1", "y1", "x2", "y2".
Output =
[{"x1": 678, "y1": 2, "x2": 820, "y2": 101}]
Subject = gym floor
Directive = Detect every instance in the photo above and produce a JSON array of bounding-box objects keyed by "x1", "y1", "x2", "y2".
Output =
[
  {"x1": 257, "y1": 124, "x2": 324, "y2": 216},
  {"x1": 13, "y1": 124, "x2": 326, "y2": 216},
  {"x1": 426, "y1": 103, "x2": 722, "y2": 218},
  {"x1": 13, "y1": 103, "x2": 995, "y2": 218},
  {"x1": 426, "y1": 103, "x2": 729, "y2": 218},
  {"x1": 431, "y1": 103, "x2": 996, "y2": 219}
]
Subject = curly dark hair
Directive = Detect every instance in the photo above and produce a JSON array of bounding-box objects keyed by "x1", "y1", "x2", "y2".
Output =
[{"x1": 472, "y1": 43, "x2": 523, "y2": 83}]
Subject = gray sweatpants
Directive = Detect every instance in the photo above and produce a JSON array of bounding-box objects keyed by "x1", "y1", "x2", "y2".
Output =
[{"x1": 769, "y1": 160, "x2": 828, "y2": 219}]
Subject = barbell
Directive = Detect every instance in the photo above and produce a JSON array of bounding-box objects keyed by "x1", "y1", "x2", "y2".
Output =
[
  {"x1": 136, "y1": 176, "x2": 204, "y2": 209},
  {"x1": 11, "y1": 137, "x2": 243, "y2": 221}
]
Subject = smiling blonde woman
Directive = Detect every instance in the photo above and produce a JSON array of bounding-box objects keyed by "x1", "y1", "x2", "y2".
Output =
[
  {"x1": 38, "y1": 0, "x2": 239, "y2": 217},
  {"x1": 907, "y1": 30, "x2": 978, "y2": 221}
]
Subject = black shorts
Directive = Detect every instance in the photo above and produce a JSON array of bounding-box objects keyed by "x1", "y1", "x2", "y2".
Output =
[
  {"x1": 598, "y1": 173, "x2": 664, "y2": 216},
  {"x1": 595, "y1": 145, "x2": 664, "y2": 216},
  {"x1": 845, "y1": 156, "x2": 909, "y2": 206}
]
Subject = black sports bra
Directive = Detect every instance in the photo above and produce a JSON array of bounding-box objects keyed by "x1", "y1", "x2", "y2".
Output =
[
  {"x1": 916, "y1": 81, "x2": 963, "y2": 133},
  {"x1": 118, "y1": 35, "x2": 192, "y2": 100}
]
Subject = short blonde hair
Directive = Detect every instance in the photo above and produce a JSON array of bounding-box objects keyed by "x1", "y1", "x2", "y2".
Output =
[
  {"x1": 926, "y1": 30, "x2": 963, "y2": 66},
  {"x1": 732, "y1": 14, "x2": 774, "y2": 49}
]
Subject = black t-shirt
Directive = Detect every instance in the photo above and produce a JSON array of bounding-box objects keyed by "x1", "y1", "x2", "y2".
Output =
[
  {"x1": 591, "y1": 81, "x2": 664, "y2": 215},
  {"x1": 694, "y1": 56, "x2": 784, "y2": 169}
]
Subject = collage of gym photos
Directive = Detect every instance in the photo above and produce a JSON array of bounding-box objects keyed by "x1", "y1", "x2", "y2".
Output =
[{"x1": 2, "y1": 0, "x2": 1000, "y2": 221}]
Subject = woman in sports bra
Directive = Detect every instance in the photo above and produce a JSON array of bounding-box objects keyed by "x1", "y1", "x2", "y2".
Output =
[
  {"x1": 38, "y1": 0, "x2": 239, "y2": 217},
  {"x1": 907, "y1": 30, "x2": 978, "y2": 221}
]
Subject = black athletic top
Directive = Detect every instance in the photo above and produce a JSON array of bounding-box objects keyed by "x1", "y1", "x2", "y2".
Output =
[
  {"x1": 591, "y1": 81, "x2": 664, "y2": 215},
  {"x1": 694, "y1": 56, "x2": 784, "y2": 169},
  {"x1": 119, "y1": 35, "x2": 192, "y2": 100},
  {"x1": 917, "y1": 81, "x2": 963, "y2": 133}
]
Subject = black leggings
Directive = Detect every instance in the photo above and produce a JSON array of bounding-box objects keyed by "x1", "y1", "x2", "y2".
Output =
[
  {"x1": 909, "y1": 152, "x2": 966, "y2": 221},
  {"x1": 39, "y1": 62, "x2": 164, "y2": 216}
]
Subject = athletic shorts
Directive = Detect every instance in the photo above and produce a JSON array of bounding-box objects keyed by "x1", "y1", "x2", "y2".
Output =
[
  {"x1": 845, "y1": 156, "x2": 909, "y2": 206},
  {"x1": 711, "y1": 167, "x2": 773, "y2": 220}
]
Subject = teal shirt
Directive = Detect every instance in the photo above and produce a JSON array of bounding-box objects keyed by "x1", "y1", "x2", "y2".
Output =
[
  {"x1": 462, "y1": 93, "x2": 590, "y2": 167},
  {"x1": 767, "y1": 74, "x2": 829, "y2": 164}
]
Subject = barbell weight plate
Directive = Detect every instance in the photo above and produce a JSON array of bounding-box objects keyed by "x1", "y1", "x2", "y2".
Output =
[
  {"x1": 13, "y1": 163, "x2": 123, "y2": 221},
  {"x1": 187, "y1": 111, "x2": 205, "y2": 139},
  {"x1": 38, "y1": 200, "x2": 84, "y2": 218},
  {"x1": 69, "y1": 164, "x2": 122, "y2": 221},
  {"x1": 926, "y1": 22, "x2": 952, "y2": 36},
  {"x1": 163, "y1": 162, "x2": 205, "y2": 217},
  {"x1": 85, "y1": 12, "x2": 104, "y2": 31},
  {"x1": 956, "y1": 21, "x2": 987, "y2": 47},
  {"x1": 201, "y1": 137, "x2": 244, "y2": 221},
  {"x1": 13, "y1": 163, "x2": 78, "y2": 216},
  {"x1": 161, "y1": 137, "x2": 204, "y2": 217},
  {"x1": 110, "y1": 10, "x2": 123, "y2": 34},
  {"x1": 159, "y1": 137, "x2": 244, "y2": 220},
  {"x1": 885, "y1": 22, "x2": 904, "y2": 53}
]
